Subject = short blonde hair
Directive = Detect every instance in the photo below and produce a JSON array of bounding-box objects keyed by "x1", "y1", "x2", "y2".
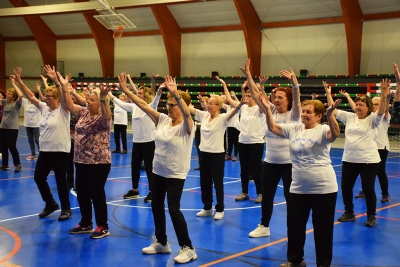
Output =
[
  {"x1": 44, "y1": 86, "x2": 59, "y2": 100},
  {"x1": 6, "y1": 88, "x2": 19, "y2": 101},
  {"x1": 167, "y1": 90, "x2": 191, "y2": 106},
  {"x1": 139, "y1": 86, "x2": 154, "y2": 104},
  {"x1": 210, "y1": 94, "x2": 223, "y2": 108}
]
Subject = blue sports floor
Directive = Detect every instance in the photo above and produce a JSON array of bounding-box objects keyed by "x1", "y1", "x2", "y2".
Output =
[{"x1": 1, "y1": 128, "x2": 400, "y2": 267}]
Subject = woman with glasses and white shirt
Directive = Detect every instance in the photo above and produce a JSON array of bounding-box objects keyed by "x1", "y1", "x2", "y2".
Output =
[
  {"x1": 13, "y1": 67, "x2": 71, "y2": 222},
  {"x1": 190, "y1": 93, "x2": 245, "y2": 220}
]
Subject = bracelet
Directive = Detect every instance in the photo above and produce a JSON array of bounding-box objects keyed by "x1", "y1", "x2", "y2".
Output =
[
  {"x1": 235, "y1": 106, "x2": 241, "y2": 110},
  {"x1": 292, "y1": 84, "x2": 301, "y2": 89},
  {"x1": 100, "y1": 98, "x2": 109, "y2": 103},
  {"x1": 175, "y1": 95, "x2": 182, "y2": 100}
]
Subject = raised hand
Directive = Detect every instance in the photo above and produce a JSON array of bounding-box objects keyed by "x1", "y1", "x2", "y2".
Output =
[
  {"x1": 312, "y1": 93, "x2": 319, "y2": 100},
  {"x1": 164, "y1": 75, "x2": 178, "y2": 96},
  {"x1": 66, "y1": 73, "x2": 73, "y2": 82},
  {"x1": 259, "y1": 91, "x2": 271, "y2": 110},
  {"x1": 380, "y1": 78, "x2": 391, "y2": 96},
  {"x1": 322, "y1": 81, "x2": 331, "y2": 95},
  {"x1": 151, "y1": 73, "x2": 159, "y2": 80},
  {"x1": 339, "y1": 89, "x2": 348, "y2": 96},
  {"x1": 281, "y1": 67, "x2": 298, "y2": 86},
  {"x1": 9, "y1": 74, "x2": 16, "y2": 84},
  {"x1": 215, "y1": 76, "x2": 225, "y2": 84},
  {"x1": 326, "y1": 99, "x2": 342, "y2": 116},
  {"x1": 100, "y1": 84, "x2": 112, "y2": 99},
  {"x1": 44, "y1": 65, "x2": 58, "y2": 82},
  {"x1": 117, "y1": 72, "x2": 128, "y2": 90},
  {"x1": 40, "y1": 74, "x2": 48, "y2": 83},
  {"x1": 56, "y1": 72, "x2": 68, "y2": 86},
  {"x1": 12, "y1": 67, "x2": 23, "y2": 82},
  {"x1": 394, "y1": 63, "x2": 400, "y2": 84},
  {"x1": 239, "y1": 59, "x2": 251, "y2": 77},
  {"x1": 36, "y1": 83, "x2": 41, "y2": 91},
  {"x1": 259, "y1": 75, "x2": 269, "y2": 85}
]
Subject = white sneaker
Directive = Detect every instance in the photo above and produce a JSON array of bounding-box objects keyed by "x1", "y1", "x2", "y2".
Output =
[
  {"x1": 142, "y1": 237, "x2": 171, "y2": 254},
  {"x1": 196, "y1": 208, "x2": 214, "y2": 217},
  {"x1": 214, "y1": 211, "x2": 224, "y2": 220},
  {"x1": 249, "y1": 224, "x2": 270, "y2": 238},
  {"x1": 174, "y1": 246, "x2": 197, "y2": 263}
]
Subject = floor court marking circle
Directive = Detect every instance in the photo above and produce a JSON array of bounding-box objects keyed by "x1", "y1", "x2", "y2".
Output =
[{"x1": 0, "y1": 226, "x2": 22, "y2": 265}]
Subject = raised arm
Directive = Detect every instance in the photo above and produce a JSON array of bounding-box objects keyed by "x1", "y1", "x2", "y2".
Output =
[
  {"x1": 281, "y1": 67, "x2": 301, "y2": 118},
  {"x1": 70, "y1": 86, "x2": 87, "y2": 106},
  {"x1": 322, "y1": 81, "x2": 337, "y2": 116},
  {"x1": 12, "y1": 68, "x2": 38, "y2": 107},
  {"x1": 35, "y1": 83, "x2": 45, "y2": 102},
  {"x1": 239, "y1": 59, "x2": 267, "y2": 114},
  {"x1": 57, "y1": 72, "x2": 82, "y2": 118},
  {"x1": 215, "y1": 76, "x2": 239, "y2": 107},
  {"x1": 118, "y1": 72, "x2": 160, "y2": 125},
  {"x1": 394, "y1": 63, "x2": 400, "y2": 102},
  {"x1": 151, "y1": 73, "x2": 159, "y2": 93},
  {"x1": 99, "y1": 84, "x2": 112, "y2": 128},
  {"x1": 44, "y1": 65, "x2": 68, "y2": 112},
  {"x1": 325, "y1": 99, "x2": 342, "y2": 143},
  {"x1": 226, "y1": 98, "x2": 247, "y2": 122},
  {"x1": 377, "y1": 78, "x2": 390, "y2": 116},
  {"x1": 127, "y1": 74, "x2": 139, "y2": 95},
  {"x1": 40, "y1": 74, "x2": 49, "y2": 88},
  {"x1": 311, "y1": 93, "x2": 319, "y2": 100},
  {"x1": 339, "y1": 89, "x2": 355, "y2": 111},
  {"x1": 259, "y1": 92, "x2": 284, "y2": 137}
]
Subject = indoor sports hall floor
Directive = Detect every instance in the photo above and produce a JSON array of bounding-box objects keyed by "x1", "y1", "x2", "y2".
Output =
[{"x1": 1, "y1": 128, "x2": 400, "y2": 267}]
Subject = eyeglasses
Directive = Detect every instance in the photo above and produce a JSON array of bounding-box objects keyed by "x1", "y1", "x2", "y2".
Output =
[
  {"x1": 373, "y1": 104, "x2": 379, "y2": 106},
  {"x1": 166, "y1": 103, "x2": 178, "y2": 109},
  {"x1": 44, "y1": 95, "x2": 54, "y2": 99}
]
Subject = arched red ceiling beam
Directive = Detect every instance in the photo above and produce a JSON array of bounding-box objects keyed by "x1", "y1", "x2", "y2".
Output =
[
  {"x1": 0, "y1": 34, "x2": 5, "y2": 93},
  {"x1": 233, "y1": 0, "x2": 261, "y2": 76},
  {"x1": 340, "y1": 0, "x2": 363, "y2": 78},
  {"x1": 74, "y1": 0, "x2": 114, "y2": 78},
  {"x1": 151, "y1": 5, "x2": 181, "y2": 76},
  {"x1": 10, "y1": 0, "x2": 57, "y2": 68}
]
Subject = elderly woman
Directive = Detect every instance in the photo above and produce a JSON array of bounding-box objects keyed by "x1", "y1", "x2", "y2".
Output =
[
  {"x1": 259, "y1": 90, "x2": 341, "y2": 267},
  {"x1": 190, "y1": 92, "x2": 244, "y2": 220},
  {"x1": 324, "y1": 79, "x2": 389, "y2": 227},
  {"x1": 50, "y1": 67, "x2": 113, "y2": 239},
  {"x1": 0, "y1": 78, "x2": 23, "y2": 172},
  {"x1": 111, "y1": 92, "x2": 128, "y2": 154},
  {"x1": 118, "y1": 72, "x2": 197, "y2": 264},
  {"x1": 13, "y1": 67, "x2": 71, "y2": 221},
  {"x1": 109, "y1": 77, "x2": 160, "y2": 203},
  {"x1": 239, "y1": 59, "x2": 301, "y2": 238}
]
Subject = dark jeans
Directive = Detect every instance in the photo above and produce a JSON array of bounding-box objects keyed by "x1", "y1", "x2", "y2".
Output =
[
  {"x1": 238, "y1": 143, "x2": 263, "y2": 195},
  {"x1": 0, "y1": 128, "x2": 20, "y2": 166},
  {"x1": 227, "y1": 127, "x2": 239, "y2": 157},
  {"x1": 75, "y1": 163, "x2": 110, "y2": 228},
  {"x1": 26, "y1": 127, "x2": 40, "y2": 156},
  {"x1": 114, "y1": 124, "x2": 127, "y2": 151},
  {"x1": 195, "y1": 125, "x2": 201, "y2": 165},
  {"x1": 67, "y1": 141, "x2": 75, "y2": 186},
  {"x1": 377, "y1": 149, "x2": 389, "y2": 196},
  {"x1": 131, "y1": 141, "x2": 155, "y2": 191},
  {"x1": 199, "y1": 151, "x2": 225, "y2": 212},
  {"x1": 341, "y1": 161, "x2": 379, "y2": 216},
  {"x1": 152, "y1": 174, "x2": 192, "y2": 248},
  {"x1": 287, "y1": 192, "x2": 337, "y2": 267},
  {"x1": 34, "y1": 152, "x2": 70, "y2": 210},
  {"x1": 261, "y1": 162, "x2": 292, "y2": 227}
]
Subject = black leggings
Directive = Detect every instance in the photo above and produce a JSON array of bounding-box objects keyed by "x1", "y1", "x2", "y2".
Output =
[{"x1": 0, "y1": 128, "x2": 20, "y2": 166}]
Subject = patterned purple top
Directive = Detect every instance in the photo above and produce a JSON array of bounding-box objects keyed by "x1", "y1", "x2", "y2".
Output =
[{"x1": 74, "y1": 107, "x2": 111, "y2": 164}]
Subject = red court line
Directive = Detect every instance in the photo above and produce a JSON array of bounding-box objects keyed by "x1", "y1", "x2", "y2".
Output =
[
  {"x1": 200, "y1": 202, "x2": 400, "y2": 267},
  {"x1": 0, "y1": 226, "x2": 22, "y2": 265}
]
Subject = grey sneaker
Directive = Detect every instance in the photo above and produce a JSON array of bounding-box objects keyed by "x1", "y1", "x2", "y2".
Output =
[
  {"x1": 15, "y1": 164, "x2": 22, "y2": 172},
  {"x1": 255, "y1": 194, "x2": 262, "y2": 203},
  {"x1": 365, "y1": 215, "x2": 377, "y2": 227},
  {"x1": 235, "y1": 193, "x2": 249, "y2": 201},
  {"x1": 338, "y1": 211, "x2": 356, "y2": 222}
]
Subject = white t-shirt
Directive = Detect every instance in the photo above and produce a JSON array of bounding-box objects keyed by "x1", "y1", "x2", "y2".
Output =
[
  {"x1": 238, "y1": 105, "x2": 265, "y2": 144},
  {"x1": 226, "y1": 106, "x2": 240, "y2": 129},
  {"x1": 264, "y1": 105, "x2": 301, "y2": 164},
  {"x1": 375, "y1": 112, "x2": 390, "y2": 151},
  {"x1": 38, "y1": 102, "x2": 71, "y2": 152},
  {"x1": 113, "y1": 95, "x2": 160, "y2": 142},
  {"x1": 22, "y1": 98, "x2": 41, "y2": 127},
  {"x1": 336, "y1": 110, "x2": 383, "y2": 163},
  {"x1": 281, "y1": 123, "x2": 338, "y2": 194},
  {"x1": 152, "y1": 113, "x2": 195, "y2": 179},
  {"x1": 112, "y1": 100, "x2": 128, "y2": 125},
  {"x1": 195, "y1": 110, "x2": 229, "y2": 153}
]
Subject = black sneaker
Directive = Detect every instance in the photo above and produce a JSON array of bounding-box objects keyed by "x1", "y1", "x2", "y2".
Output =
[
  {"x1": 338, "y1": 211, "x2": 356, "y2": 222},
  {"x1": 39, "y1": 202, "x2": 60, "y2": 218},
  {"x1": 90, "y1": 226, "x2": 110, "y2": 239},
  {"x1": 355, "y1": 191, "x2": 365, "y2": 199},
  {"x1": 14, "y1": 164, "x2": 22, "y2": 172},
  {"x1": 123, "y1": 190, "x2": 139, "y2": 199},
  {"x1": 365, "y1": 215, "x2": 377, "y2": 227},
  {"x1": 58, "y1": 209, "x2": 72, "y2": 221},
  {"x1": 111, "y1": 149, "x2": 120, "y2": 153},
  {"x1": 69, "y1": 224, "x2": 94, "y2": 234},
  {"x1": 0, "y1": 165, "x2": 9, "y2": 171},
  {"x1": 144, "y1": 192, "x2": 152, "y2": 202}
]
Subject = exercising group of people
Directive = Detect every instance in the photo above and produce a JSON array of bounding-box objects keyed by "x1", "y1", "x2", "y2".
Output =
[{"x1": 0, "y1": 62, "x2": 399, "y2": 266}]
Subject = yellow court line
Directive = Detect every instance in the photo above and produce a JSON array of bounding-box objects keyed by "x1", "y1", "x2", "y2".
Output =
[{"x1": 200, "y1": 201, "x2": 400, "y2": 267}]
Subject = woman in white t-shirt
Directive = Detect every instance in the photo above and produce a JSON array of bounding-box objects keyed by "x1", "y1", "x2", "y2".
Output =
[
  {"x1": 239, "y1": 60, "x2": 302, "y2": 238},
  {"x1": 324, "y1": 79, "x2": 390, "y2": 227},
  {"x1": 13, "y1": 67, "x2": 71, "y2": 222},
  {"x1": 190, "y1": 93, "x2": 244, "y2": 220},
  {"x1": 260, "y1": 91, "x2": 341, "y2": 267},
  {"x1": 111, "y1": 93, "x2": 128, "y2": 154},
  {"x1": 22, "y1": 89, "x2": 42, "y2": 161},
  {"x1": 118, "y1": 73, "x2": 198, "y2": 264}
]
